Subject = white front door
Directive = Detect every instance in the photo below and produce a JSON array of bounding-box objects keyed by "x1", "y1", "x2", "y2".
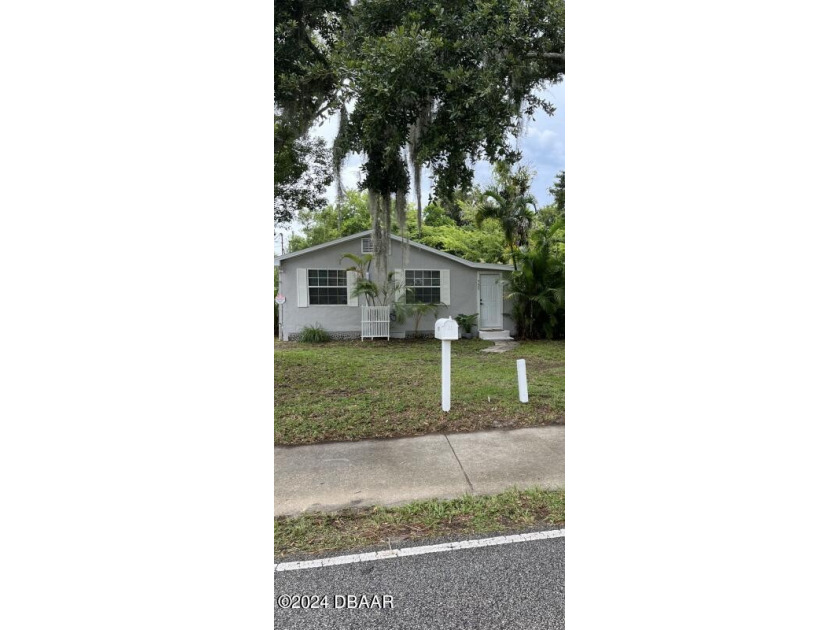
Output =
[{"x1": 479, "y1": 273, "x2": 503, "y2": 329}]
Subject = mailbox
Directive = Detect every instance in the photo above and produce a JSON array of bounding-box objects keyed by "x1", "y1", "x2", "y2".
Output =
[{"x1": 434, "y1": 317, "x2": 459, "y2": 341}]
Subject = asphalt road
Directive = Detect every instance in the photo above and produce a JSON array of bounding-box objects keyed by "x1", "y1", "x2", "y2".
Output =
[{"x1": 275, "y1": 533, "x2": 564, "y2": 629}]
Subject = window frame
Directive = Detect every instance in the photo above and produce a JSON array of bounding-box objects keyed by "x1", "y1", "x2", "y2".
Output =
[
  {"x1": 404, "y1": 269, "x2": 442, "y2": 304},
  {"x1": 307, "y1": 269, "x2": 349, "y2": 306}
]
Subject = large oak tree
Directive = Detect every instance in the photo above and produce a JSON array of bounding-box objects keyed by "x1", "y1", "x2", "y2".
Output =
[{"x1": 275, "y1": 0, "x2": 564, "y2": 267}]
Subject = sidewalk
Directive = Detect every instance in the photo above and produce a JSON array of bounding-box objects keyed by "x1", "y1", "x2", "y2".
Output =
[{"x1": 275, "y1": 425, "x2": 564, "y2": 517}]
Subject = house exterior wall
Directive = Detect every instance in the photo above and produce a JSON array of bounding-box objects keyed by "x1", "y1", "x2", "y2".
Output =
[{"x1": 278, "y1": 235, "x2": 515, "y2": 340}]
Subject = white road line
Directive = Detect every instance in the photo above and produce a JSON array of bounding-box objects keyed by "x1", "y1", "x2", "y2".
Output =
[{"x1": 275, "y1": 529, "x2": 565, "y2": 572}]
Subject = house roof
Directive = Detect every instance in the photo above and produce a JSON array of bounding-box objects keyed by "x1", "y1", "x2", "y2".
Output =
[{"x1": 275, "y1": 230, "x2": 514, "y2": 271}]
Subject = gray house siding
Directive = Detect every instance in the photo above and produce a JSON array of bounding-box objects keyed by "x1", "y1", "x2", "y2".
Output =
[{"x1": 277, "y1": 232, "x2": 515, "y2": 340}]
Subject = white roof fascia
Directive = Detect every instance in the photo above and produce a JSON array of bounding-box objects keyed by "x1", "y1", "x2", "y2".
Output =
[{"x1": 275, "y1": 230, "x2": 514, "y2": 272}]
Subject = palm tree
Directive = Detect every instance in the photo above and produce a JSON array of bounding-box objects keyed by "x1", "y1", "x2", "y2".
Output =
[
  {"x1": 506, "y1": 222, "x2": 565, "y2": 339},
  {"x1": 474, "y1": 164, "x2": 537, "y2": 270},
  {"x1": 340, "y1": 253, "x2": 402, "y2": 306}
]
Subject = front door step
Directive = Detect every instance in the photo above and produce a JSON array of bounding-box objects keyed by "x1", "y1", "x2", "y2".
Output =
[{"x1": 478, "y1": 329, "x2": 513, "y2": 341}]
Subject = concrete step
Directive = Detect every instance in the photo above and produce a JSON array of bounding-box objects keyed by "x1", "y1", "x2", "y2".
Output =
[{"x1": 479, "y1": 329, "x2": 514, "y2": 341}]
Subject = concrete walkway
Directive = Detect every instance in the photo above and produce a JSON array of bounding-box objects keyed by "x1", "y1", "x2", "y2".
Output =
[{"x1": 275, "y1": 425, "x2": 564, "y2": 517}]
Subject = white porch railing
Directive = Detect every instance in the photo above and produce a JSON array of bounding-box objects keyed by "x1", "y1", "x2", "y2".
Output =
[{"x1": 362, "y1": 306, "x2": 391, "y2": 340}]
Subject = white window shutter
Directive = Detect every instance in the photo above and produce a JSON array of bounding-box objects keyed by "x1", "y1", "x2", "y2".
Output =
[
  {"x1": 297, "y1": 268, "x2": 308, "y2": 307},
  {"x1": 440, "y1": 269, "x2": 451, "y2": 305},
  {"x1": 393, "y1": 269, "x2": 404, "y2": 301},
  {"x1": 347, "y1": 271, "x2": 358, "y2": 306}
]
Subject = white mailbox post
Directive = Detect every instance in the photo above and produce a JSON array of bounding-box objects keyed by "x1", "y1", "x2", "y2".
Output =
[{"x1": 434, "y1": 317, "x2": 459, "y2": 412}]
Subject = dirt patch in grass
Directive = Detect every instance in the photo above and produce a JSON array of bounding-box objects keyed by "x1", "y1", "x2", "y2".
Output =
[
  {"x1": 275, "y1": 338, "x2": 564, "y2": 445},
  {"x1": 274, "y1": 487, "x2": 565, "y2": 558}
]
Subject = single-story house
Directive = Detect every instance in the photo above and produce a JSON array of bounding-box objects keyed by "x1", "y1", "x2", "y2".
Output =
[{"x1": 275, "y1": 230, "x2": 515, "y2": 341}]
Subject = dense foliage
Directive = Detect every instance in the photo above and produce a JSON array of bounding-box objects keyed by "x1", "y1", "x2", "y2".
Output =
[
  {"x1": 288, "y1": 189, "x2": 509, "y2": 264},
  {"x1": 475, "y1": 162, "x2": 538, "y2": 270},
  {"x1": 508, "y1": 221, "x2": 564, "y2": 339},
  {"x1": 549, "y1": 170, "x2": 565, "y2": 214},
  {"x1": 274, "y1": 133, "x2": 333, "y2": 224},
  {"x1": 288, "y1": 190, "x2": 372, "y2": 252},
  {"x1": 275, "y1": 0, "x2": 564, "y2": 262},
  {"x1": 274, "y1": 0, "x2": 349, "y2": 226}
]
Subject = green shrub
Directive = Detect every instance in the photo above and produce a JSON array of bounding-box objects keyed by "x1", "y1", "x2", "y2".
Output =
[
  {"x1": 508, "y1": 223, "x2": 564, "y2": 339},
  {"x1": 454, "y1": 313, "x2": 478, "y2": 332},
  {"x1": 298, "y1": 324, "x2": 331, "y2": 343}
]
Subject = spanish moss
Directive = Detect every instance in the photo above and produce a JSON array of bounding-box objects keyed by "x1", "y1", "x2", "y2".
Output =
[{"x1": 394, "y1": 185, "x2": 409, "y2": 269}]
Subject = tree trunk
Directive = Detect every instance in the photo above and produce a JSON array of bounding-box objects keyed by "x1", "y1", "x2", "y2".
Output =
[{"x1": 415, "y1": 173, "x2": 422, "y2": 237}]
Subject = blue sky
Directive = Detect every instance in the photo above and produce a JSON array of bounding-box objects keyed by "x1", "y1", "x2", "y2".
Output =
[
  {"x1": 276, "y1": 81, "x2": 564, "y2": 252},
  {"x1": 472, "y1": 81, "x2": 565, "y2": 208}
]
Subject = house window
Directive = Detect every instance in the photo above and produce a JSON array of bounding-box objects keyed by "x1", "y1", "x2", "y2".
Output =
[
  {"x1": 308, "y1": 269, "x2": 347, "y2": 305},
  {"x1": 405, "y1": 270, "x2": 441, "y2": 304},
  {"x1": 361, "y1": 237, "x2": 374, "y2": 253}
]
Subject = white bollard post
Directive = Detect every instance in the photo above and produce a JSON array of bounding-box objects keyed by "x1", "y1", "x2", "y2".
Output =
[
  {"x1": 517, "y1": 359, "x2": 529, "y2": 403},
  {"x1": 441, "y1": 339, "x2": 451, "y2": 412}
]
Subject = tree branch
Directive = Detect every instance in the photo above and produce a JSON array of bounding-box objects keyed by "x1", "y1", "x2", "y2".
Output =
[
  {"x1": 526, "y1": 52, "x2": 564, "y2": 60},
  {"x1": 304, "y1": 32, "x2": 330, "y2": 67},
  {"x1": 312, "y1": 100, "x2": 333, "y2": 121}
]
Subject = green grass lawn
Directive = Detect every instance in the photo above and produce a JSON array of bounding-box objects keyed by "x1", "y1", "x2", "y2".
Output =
[
  {"x1": 274, "y1": 487, "x2": 565, "y2": 558},
  {"x1": 275, "y1": 337, "x2": 563, "y2": 445}
]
